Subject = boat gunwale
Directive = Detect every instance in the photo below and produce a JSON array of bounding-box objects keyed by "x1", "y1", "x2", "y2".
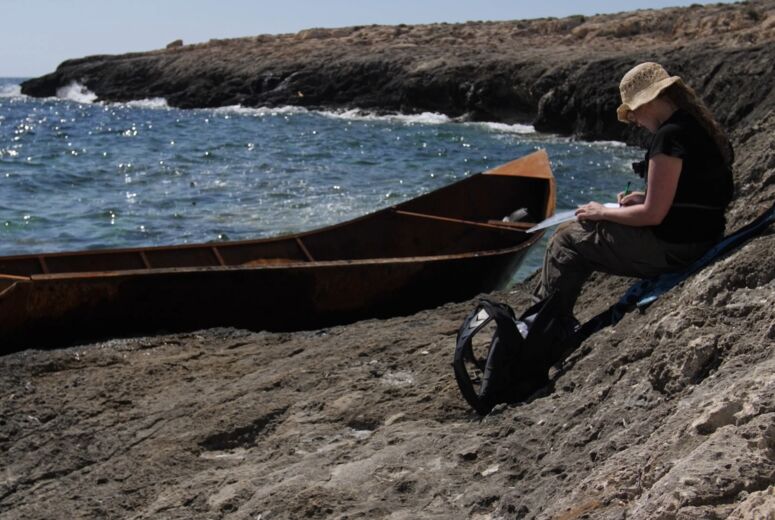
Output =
[{"x1": 25, "y1": 229, "x2": 545, "y2": 282}]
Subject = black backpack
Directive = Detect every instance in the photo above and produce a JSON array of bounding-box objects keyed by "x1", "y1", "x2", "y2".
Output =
[{"x1": 453, "y1": 293, "x2": 580, "y2": 415}]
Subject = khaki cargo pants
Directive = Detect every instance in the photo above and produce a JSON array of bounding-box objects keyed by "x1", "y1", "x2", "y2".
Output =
[{"x1": 536, "y1": 220, "x2": 714, "y2": 317}]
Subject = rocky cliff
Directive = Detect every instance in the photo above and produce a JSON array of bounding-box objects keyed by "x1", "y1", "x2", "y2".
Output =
[
  {"x1": 21, "y1": 1, "x2": 775, "y2": 143},
  {"x1": 4, "y1": 1, "x2": 775, "y2": 519}
]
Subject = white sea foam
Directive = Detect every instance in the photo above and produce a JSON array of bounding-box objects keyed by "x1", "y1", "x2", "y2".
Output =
[
  {"x1": 53, "y1": 83, "x2": 168, "y2": 110},
  {"x1": 588, "y1": 140, "x2": 627, "y2": 148},
  {"x1": 319, "y1": 108, "x2": 451, "y2": 125},
  {"x1": 386, "y1": 111, "x2": 451, "y2": 125},
  {"x1": 56, "y1": 81, "x2": 169, "y2": 109},
  {"x1": 0, "y1": 84, "x2": 23, "y2": 98},
  {"x1": 56, "y1": 81, "x2": 98, "y2": 104},
  {"x1": 211, "y1": 104, "x2": 309, "y2": 117},
  {"x1": 123, "y1": 98, "x2": 170, "y2": 110},
  {"x1": 471, "y1": 121, "x2": 535, "y2": 134}
]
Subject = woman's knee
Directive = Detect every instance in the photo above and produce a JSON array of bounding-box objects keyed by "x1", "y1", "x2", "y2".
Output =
[{"x1": 549, "y1": 221, "x2": 585, "y2": 253}]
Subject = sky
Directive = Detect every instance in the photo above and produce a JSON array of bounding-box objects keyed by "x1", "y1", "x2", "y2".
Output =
[{"x1": 1, "y1": 0, "x2": 741, "y2": 77}]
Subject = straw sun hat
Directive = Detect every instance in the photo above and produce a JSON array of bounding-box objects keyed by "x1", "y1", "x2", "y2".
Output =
[{"x1": 617, "y1": 62, "x2": 684, "y2": 123}]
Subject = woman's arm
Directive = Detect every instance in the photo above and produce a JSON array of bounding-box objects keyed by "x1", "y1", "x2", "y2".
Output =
[
  {"x1": 576, "y1": 154, "x2": 681, "y2": 226},
  {"x1": 619, "y1": 191, "x2": 645, "y2": 206}
]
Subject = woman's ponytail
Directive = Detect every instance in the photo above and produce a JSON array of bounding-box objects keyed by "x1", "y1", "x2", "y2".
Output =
[{"x1": 663, "y1": 83, "x2": 734, "y2": 167}]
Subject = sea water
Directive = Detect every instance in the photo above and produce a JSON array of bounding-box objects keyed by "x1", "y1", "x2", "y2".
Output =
[{"x1": 0, "y1": 78, "x2": 641, "y2": 282}]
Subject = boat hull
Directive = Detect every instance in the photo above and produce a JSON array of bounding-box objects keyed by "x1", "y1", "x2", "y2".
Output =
[
  {"x1": 0, "y1": 149, "x2": 555, "y2": 352},
  {"x1": 1, "y1": 246, "x2": 530, "y2": 350}
]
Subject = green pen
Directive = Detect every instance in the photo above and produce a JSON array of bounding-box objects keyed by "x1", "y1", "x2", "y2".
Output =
[{"x1": 620, "y1": 181, "x2": 631, "y2": 207}]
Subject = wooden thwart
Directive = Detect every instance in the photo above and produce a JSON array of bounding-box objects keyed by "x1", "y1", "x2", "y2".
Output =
[
  {"x1": 210, "y1": 247, "x2": 225, "y2": 266},
  {"x1": 296, "y1": 238, "x2": 315, "y2": 262},
  {"x1": 37, "y1": 256, "x2": 49, "y2": 274},
  {"x1": 139, "y1": 251, "x2": 152, "y2": 268},
  {"x1": 394, "y1": 209, "x2": 535, "y2": 231}
]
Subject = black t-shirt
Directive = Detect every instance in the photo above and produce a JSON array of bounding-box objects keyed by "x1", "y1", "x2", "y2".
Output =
[{"x1": 646, "y1": 109, "x2": 734, "y2": 243}]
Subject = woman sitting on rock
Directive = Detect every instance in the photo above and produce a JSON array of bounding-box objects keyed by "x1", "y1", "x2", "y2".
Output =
[{"x1": 536, "y1": 61, "x2": 734, "y2": 323}]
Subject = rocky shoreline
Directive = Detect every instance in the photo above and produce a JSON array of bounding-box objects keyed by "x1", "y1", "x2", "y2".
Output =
[
  {"x1": 4, "y1": 1, "x2": 775, "y2": 518},
  {"x1": 21, "y1": 1, "x2": 775, "y2": 144}
]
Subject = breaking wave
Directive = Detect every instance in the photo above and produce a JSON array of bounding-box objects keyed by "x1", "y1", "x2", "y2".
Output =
[
  {"x1": 0, "y1": 84, "x2": 23, "y2": 99},
  {"x1": 56, "y1": 81, "x2": 98, "y2": 104},
  {"x1": 587, "y1": 140, "x2": 628, "y2": 148},
  {"x1": 211, "y1": 105, "x2": 309, "y2": 117},
  {"x1": 123, "y1": 98, "x2": 170, "y2": 109},
  {"x1": 53, "y1": 82, "x2": 169, "y2": 109},
  {"x1": 473, "y1": 121, "x2": 535, "y2": 134},
  {"x1": 319, "y1": 108, "x2": 452, "y2": 125}
]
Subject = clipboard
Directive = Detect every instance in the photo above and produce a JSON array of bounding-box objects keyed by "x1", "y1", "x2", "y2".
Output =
[{"x1": 526, "y1": 203, "x2": 620, "y2": 233}]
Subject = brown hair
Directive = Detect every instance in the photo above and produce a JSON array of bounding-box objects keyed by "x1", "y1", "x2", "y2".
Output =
[{"x1": 662, "y1": 83, "x2": 734, "y2": 167}]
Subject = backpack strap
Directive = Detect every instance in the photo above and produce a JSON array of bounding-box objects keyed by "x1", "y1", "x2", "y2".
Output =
[{"x1": 453, "y1": 299, "x2": 521, "y2": 415}]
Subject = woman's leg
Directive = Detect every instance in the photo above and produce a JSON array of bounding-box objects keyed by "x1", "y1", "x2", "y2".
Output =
[
  {"x1": 537, "y1": 220, "x2": 712, "y2": 317},
  {"x1": 537, "y1": 221, "x2": 594, "y2": 317}
]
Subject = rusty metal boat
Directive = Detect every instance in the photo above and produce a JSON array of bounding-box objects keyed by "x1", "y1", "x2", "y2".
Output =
[{"x1": 0, "y1": 149, "x2": 555, "y2": 352}]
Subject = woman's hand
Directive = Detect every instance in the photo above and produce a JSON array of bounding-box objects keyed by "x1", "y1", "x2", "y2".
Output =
[
  {"x1": 575, "y1": 202, "x2": 608, "y2": 221},
  {"x1": 618, "y1": 191, "x2": 646, "y2": 206},
  {"x1": 574, "y1": 155, "x2": 681, "y2": 227}
]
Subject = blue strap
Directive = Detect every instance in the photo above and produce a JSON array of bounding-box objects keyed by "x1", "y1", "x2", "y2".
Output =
[
  {"x1": 612, "y1": 201, "x2": 775, "y2": 323},
  {"x1": 547, "y1": 201, "x2": 774, "y2": 366}
]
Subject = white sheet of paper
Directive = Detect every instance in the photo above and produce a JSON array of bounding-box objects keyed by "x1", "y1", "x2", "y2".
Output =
[{"x1": 526, "y1": 203, "x2": 620, "y2": 233}]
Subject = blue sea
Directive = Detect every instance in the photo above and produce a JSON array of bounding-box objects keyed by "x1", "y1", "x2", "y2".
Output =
[{"x1": 0, "y1": 77, "x2": 641, "y2": 283}]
